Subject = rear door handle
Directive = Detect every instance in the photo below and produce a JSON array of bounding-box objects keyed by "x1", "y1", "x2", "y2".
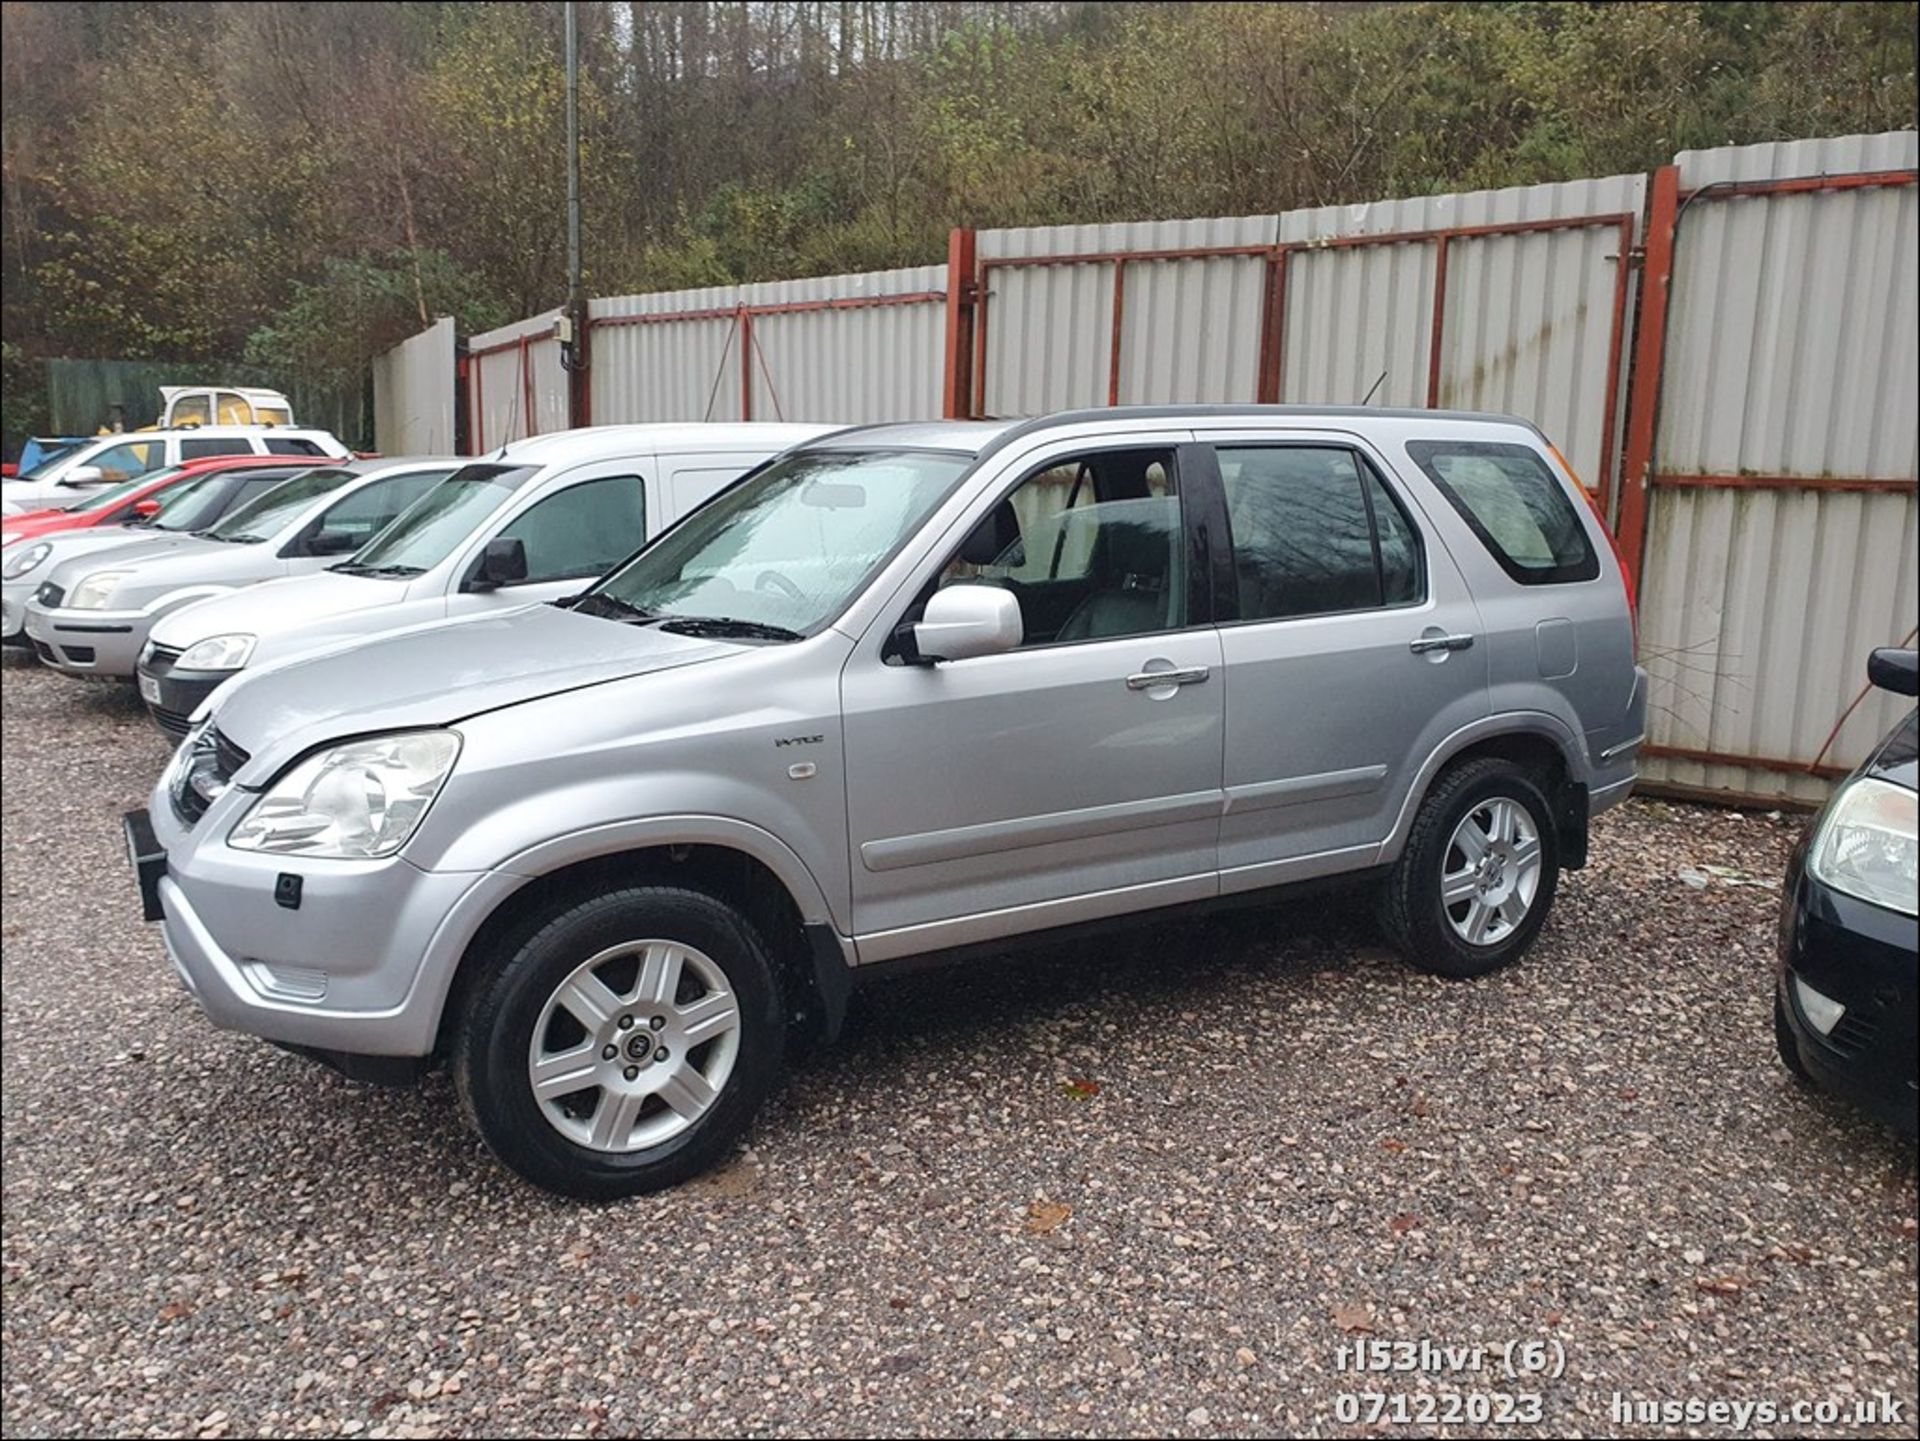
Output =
[
  {"x1": 1126, "y1": 665, "x2": 1211, "y2": 690},
  {"x1": 1409, "y1": 634, "x2": 1475, "y2": 654}
]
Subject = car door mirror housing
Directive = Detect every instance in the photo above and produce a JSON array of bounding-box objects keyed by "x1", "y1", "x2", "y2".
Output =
[
  {"x1": 59, "y1": 465, "x2": 104, "y2": 488},
  {"x1": 912, "y1": 583, "x2": 1023, "y2": 663},
  {"x1": 468, "y1": 536, "x2": 530, "y2": 591},
  {"x1": 1867, "y1": 646, "x2": 1919, "y2": 697}
]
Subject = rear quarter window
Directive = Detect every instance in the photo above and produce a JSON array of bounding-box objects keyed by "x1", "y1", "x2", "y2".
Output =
[{"x1": 1404, "y1": 439, "x2": 1598, "y2": 585}]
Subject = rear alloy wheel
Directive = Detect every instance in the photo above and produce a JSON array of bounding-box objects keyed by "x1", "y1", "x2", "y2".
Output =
[
  {"x1": 456, "y1": 886, "x2": 784, "y2": 1198},
  {"x1": 1379, "y1": 758, "x2": 1561, "y2": 978}
]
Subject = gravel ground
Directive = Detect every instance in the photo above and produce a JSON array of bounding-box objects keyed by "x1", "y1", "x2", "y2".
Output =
[{"x1": 1, "y1": 650, "x2": 1914, "y2": 1440}]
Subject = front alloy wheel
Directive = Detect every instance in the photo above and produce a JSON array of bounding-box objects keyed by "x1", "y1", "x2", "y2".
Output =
[
  {"x1": 456, "y1": 886, "x2": 784, "y2": 1198},
  {"x1": 528, "y1": 940, "x2": 742, "y2": 1152}
]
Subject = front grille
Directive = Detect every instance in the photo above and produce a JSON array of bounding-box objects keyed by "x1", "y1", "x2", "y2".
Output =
[
  {"x1": 34, "y1": 581, "x2": 64, "y2": 609},
  {"x1": 152, "y1": 705, "x2": 195, "y2": 739},
  {"x1": 169, "y1": 724, "x2": 251, "y2": 828},
  {"x1": 145, "y1": 643, "x2": 184, "y2": 676}
]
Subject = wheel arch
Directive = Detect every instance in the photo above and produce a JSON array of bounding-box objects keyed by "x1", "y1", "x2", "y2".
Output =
[
  {"x1": 427, "y1": 818, "x2": 853, "y2": 1060},
  {"x1": 1382, "y1": 714, "x2": 1590, "y2": 868}
]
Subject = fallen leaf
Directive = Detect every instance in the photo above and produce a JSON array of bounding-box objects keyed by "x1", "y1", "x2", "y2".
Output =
[
  {"x1": 1025, "y1": 1200, "x2": 1072, "y2": 1234},
  {"x1": 1060, "y1": 1078, "x2": 1101, "y2": 1100},
  {"x1": 1389, "y1": 1211, "x2": 1421, "y2": 1235},
  {"x1": 1378, "y1": 1139, "x2": 1406, "y2": 1154},
  {"x1": 158, "y1": 1301, "x2": 193, "y2": 1323},
  {"x1": 1694, "y1": 1276, "x2": 1744, "y2": 1295},
  {"x1": 1411, "y1": 1095, "x2": 1432, "y2": 1118},
  {"x1": 1331, "y1": 1301, "x2": 1376, "y2": 1333}
]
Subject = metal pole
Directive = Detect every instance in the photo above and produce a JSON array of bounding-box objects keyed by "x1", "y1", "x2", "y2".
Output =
[{"x1": 563, "y1": 0, "x2": 587, "y2": 424}]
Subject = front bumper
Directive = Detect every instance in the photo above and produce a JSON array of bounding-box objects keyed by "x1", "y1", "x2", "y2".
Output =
[
  {"x1": 136, "y1": 649, "x2": 233, "y2": 738},
  {"x1": 1776, "y1": 843, "x2": 1919, "y2": 1138},
  {"x1": 133, "y1": 778, "x2": 520, "y2": 1057},
  {"x1": 24, "y1": 599, "x2": 152, "y2": 676}
]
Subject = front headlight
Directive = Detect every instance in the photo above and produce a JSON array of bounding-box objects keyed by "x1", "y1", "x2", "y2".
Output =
[
  {"x1": 1809, "y1": 776, "x2": 1918, "y2": 916},
  {"x1": 176, "y1": 633, "x2": 256, "y2": 671},
  {"x1": 4, "y1": 542, "x2": 51, "y2": 578},
  {"x1": 228, "y1": 730, "x2": 461, "y2": 859},
  {"x1": 67, "y1": 569, "x2": 131, "y2": 610}
]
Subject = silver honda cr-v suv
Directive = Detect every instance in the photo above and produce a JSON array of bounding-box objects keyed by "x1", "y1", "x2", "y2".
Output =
[{"x1": 127, "y1": 407, "x2": 1646, "y2": 1198}]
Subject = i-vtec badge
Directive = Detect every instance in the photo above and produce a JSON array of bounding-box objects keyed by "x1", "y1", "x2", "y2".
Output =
[{"x1": 774, "y1": 734, "x2": 823, "y2": 748}]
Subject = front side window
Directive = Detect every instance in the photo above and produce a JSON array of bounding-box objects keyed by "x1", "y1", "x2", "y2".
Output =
[
  {"x1": 265, "y1": 437, "x2": 325, "y2": 456},
  {"x1": 1217, "y1": 447, "x2": 1424, "y2": 621},
  {"x1": 1405, "y1": 439, "x2": 1597, "y2": 585},
  {"x1": 180, "y1": 437, "x2": 250, "y2": 460},
  {"x1": 143, "y1": 472, "x2": 234, "y2": 531},
  {"x1": 311, "y1": 470, "x2": 451, "y2": 550},
  {"x1": 587, "y1": 449, "x2": 970, "y2": 637},
  {"x1": 206, "y1": 467, "x2": 358, "y2": 542},
  {"x1": 936, "y1": 448, "x2": 1186, "y2": 647},
  {"x1": 348, "y1": 465, "x2": 535, "y2": 575},
  {"x1": 85, "y1": 439, "x2": 166, "y2": 483},
  {"x1": 491, "y1": 475, "x2": 647, "y2": 584}
]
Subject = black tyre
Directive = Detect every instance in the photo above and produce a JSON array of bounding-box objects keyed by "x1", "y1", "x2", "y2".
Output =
[
  {"x1": 454, "y1": 886, "x2": 785, "y2": 1199},
  {"x1": 1773, "y1": 991, "x2": 1812, "y2": 1081},
  {"x1": 1379, "y1": 757, "x2": 1560, "y2": 979}
]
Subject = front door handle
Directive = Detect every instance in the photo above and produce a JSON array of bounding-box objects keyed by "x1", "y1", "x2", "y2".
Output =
[
  {"x1": 1126, "y1": 664, "x2": 1211, "y2": 690},
  {"x1": 1409, "y1": 633, "x2": 1475, "y2": 654}
]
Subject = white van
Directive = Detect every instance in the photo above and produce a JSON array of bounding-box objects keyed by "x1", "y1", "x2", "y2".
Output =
[
  {"x1": 137, "y1": 423, "x2": 834, "y2": 731},
  {"x1": 0, "y1": 427, "x2": 348, "y2": 514}
]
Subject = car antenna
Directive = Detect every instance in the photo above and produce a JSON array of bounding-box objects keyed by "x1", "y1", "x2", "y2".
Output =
[{"x1": 1360, "y1": 370, "x2": 1387, "y2": 406}]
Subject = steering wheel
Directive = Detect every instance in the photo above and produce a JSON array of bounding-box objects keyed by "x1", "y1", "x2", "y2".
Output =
[{"x1": 755, "y1": 569, "x2": 805, "y2": 603}]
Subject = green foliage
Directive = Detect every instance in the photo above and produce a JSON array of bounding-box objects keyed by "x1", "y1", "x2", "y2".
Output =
[
  {"x1": 1, "y1": 0, "x2": 1915, "y2": 455},
  {"x1": 243, "y1": 251, "x2": 508, "y2": 392}
]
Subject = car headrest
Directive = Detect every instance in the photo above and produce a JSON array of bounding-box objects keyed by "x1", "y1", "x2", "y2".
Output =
[
  {"x1": 1095, "y1": 499, "x2": 1178, "y2": 580},
  {"x1": 960, "y1": 498, "x2": 1021, "y2": 566}
]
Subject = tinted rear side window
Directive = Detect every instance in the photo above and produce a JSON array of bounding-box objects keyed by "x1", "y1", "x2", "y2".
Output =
[
  {"x1": 266, "y1": 438, "x2": 327, "y2": 456},
  {"x1": 180, "y1": 438, "x2": 251, "y2": 460},
  {"x1": 1405, "y1": 440, "x2": 1597, "y2": 585}
]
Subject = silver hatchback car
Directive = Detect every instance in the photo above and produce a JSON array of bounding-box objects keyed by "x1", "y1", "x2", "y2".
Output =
[{"x1": 128, "y1": 407, "x2": 1646, "y2": 1197}]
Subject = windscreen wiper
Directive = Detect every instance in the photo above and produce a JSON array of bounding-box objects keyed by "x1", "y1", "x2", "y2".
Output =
[
  {"x1": 657, "y1": 615, "x2": 803, "y2": 642},
  {"x1": 330, "y1": 562, "x2": 424, "y2": 577},
  {"x1": 561, "y1": 592, "x2": 659, "y2": 622}
]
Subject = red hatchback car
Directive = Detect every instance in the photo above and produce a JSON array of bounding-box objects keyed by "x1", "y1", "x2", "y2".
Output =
[{"x1": 0, "y1": 453, "x2": 323, "y2": 548}]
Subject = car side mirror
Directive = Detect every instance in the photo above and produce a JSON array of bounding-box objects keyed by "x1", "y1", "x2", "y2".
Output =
[
  {"x1": 307, "y1": 529, "x2": 359, "y2": 556},
  {"x1": 468, "y1": 536, "x2": 529, "y2": 591},
  {"x1": 1867, "y1": 646, "x2": 1919, "y2": 697},
  {"x1": 59, "y1": 465, "x2": 104, "y2": 488},
  {"x1": 912, "y1": 583, "x2": 1023, "y2": 663},
  {"x1": 132, "y1": 498, "x2": 163, "y2": 519}
]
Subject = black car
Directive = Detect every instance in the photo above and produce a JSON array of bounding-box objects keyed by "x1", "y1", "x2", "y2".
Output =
[{"x1": 1775, "y1": 646, "x2": 1918, "y2": 1138}]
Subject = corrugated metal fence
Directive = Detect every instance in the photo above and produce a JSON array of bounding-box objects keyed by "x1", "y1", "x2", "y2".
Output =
[
  {"x1": 379, "y1": 129, "x2": 1917, "y2": 805},
  {"x1": 1622, "y1": 133, "x2": 1919, "y2": 804},
  {"x1": 589, "y1": 264, "x2": 949, "y2": 426},
  {"x1": 370, "y1": 317, "x2": 456, "y2": 456}
]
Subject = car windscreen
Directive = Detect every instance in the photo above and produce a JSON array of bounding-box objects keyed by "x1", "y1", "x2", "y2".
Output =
[
  {"x1": 61, "y1": 466, "x2": 185, "y2": 515},
  {"x1": 147, "y1": 472, "x2": 245, "y2": 531},
  {"x1": 204, "y1": 467, "x2": 357, "y2": 542},
  {"x1": 343, "y1": 465, "x2": 537, "y2": 575},
  {"x1": 583, "y1": 449, "x2": 971, "y2": 637},
  {"x1": 13, "y1": 439, "x2": 88, "y2": 481}
]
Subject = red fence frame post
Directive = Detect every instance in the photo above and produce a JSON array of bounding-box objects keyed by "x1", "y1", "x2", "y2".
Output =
[
  {"x1": 1256, "y1": 249, "x2": 1288, "y2": 404},
  {"x1": 738, "y1": 306, "x2": 754, "y2": 421},
  {"x1": 1425, "y1": 235, "x2": 1451, "y2": 408},
  {"x1": 1107, "y1": 262, "x2": 1127, "y2": 406},
  {"x1": 1616, "y1": 163, "x2": 1680, "y2": 590},
  {"x1": 942, "y1": 228, "x2": 978, "y2": 419}
]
